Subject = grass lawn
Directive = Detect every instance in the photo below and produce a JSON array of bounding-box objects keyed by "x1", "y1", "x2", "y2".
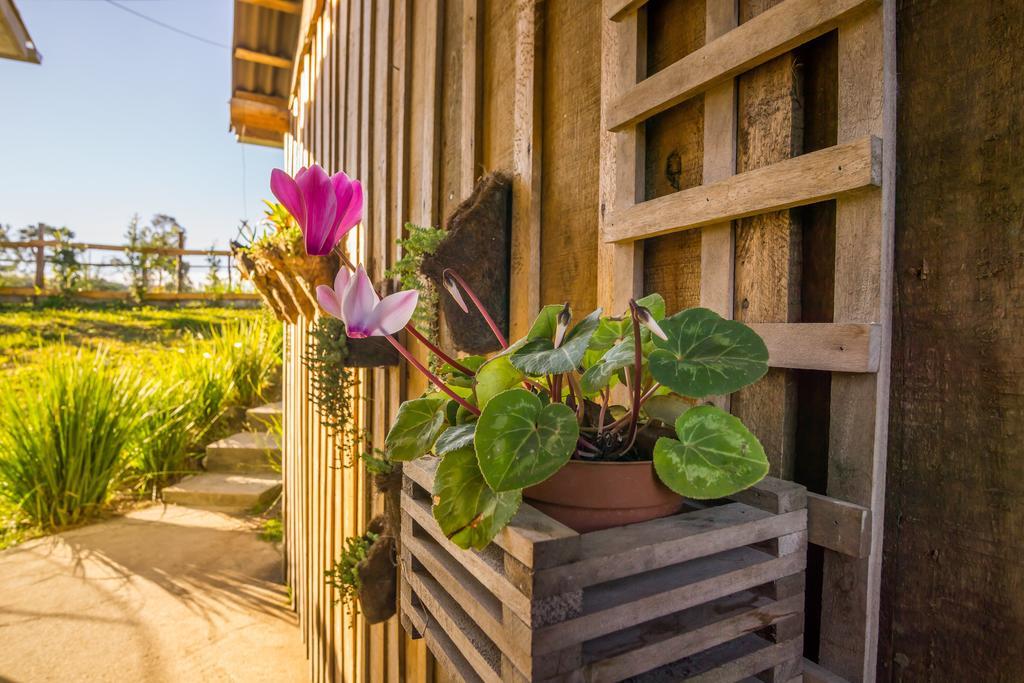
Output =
[
  {"x1": 0, "y1": 302, "x2": 281, "y2": 549},
  {"x1": 0, "y1": 303, "x2": 265, "y2": 386}
]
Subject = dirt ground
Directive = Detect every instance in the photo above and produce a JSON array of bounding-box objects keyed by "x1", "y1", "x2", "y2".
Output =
[{"x1": 0, "y1": 504, "x2": 306, "y2": 683}]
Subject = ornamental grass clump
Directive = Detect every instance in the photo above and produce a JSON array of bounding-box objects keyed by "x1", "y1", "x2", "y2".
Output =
[
  {"x1": 0, "y1": 348, "x2": 152, "y2": 527},
  {"x1": 208, "y1": 315, "x2": 283, "y2": 407}
]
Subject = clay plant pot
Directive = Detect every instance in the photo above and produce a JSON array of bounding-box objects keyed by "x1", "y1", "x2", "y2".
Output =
[
  {"x1": 524, "y1": 459, "x2": 684, "y2": 533},
  {"x1": 344, "y1": 336, "x2": 400, "y2": 367}
]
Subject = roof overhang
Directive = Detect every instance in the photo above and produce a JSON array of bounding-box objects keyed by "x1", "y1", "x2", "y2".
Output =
[
  {"x1": 229, "y1": 0, "x2": 301, "y2": 148},
  {"x1": 0, "y1": 0, "x2": 40, "y2": 64}
]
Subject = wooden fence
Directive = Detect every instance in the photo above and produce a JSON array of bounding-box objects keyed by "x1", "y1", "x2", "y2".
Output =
[
  {"x1": 0, "y1": 232, "x2": 259, "y2": 302},
  {"x1": 276, "y1": 0, "x2": 895, "y2": 681}
]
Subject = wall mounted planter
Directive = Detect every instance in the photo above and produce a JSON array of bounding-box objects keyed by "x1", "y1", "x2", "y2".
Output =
[
  {"x1": 421, "y1": 172, "x2": 512, "y2": 354},
  {"x1": 400, "y1": 458, "x2": 807, "y2": 682}
]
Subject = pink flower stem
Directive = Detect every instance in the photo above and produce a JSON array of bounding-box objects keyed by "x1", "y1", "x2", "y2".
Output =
[
  {"x1": 444, "y1": 268, "x2": 507, "y2": 348},
  {"x1": 384, "y1": 335, "x2": 481, "y2": 416},
  {"x1": 336, "y1": 250, "x2": 475, "y2": 376}
]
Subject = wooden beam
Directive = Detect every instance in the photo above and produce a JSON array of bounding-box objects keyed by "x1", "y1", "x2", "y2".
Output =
[
  {"x1": 230, "y1": 96, "x2": 289, "y2": 133},
  {"x1": 750, "y1": 323, "x2": 881, "y2": 373},
  {"x1": 234, "y1": 46, "x2": 293, "y2": 70},
  {"x1": 603, "y1": 136, "x2": 881, "y2": 243},
  {"x1": 807, "y1": 493, "x2": 872, "y2": 558},
  {"x1": 233, "y1": 89, "x2": 289, "y2": 109},
  {"x1": 509, "y1": 0, "x2": 544, "y2": 337},
  {"x1": 605, "y1": 0, "x2": 878, "y2": 131},
  {"x1": 236, "y1": 0, "x2": 301, "y2": 14},
  {"x1": 604, "y1": 0, "x2": 648, "y2": 22}
]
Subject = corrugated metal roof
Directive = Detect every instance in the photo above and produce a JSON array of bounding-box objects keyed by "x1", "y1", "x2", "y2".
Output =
[{"x1": 230, "y1": 0, "x2": 301, "y2": 147}]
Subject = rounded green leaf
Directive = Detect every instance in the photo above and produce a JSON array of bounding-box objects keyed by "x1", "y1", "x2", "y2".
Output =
[
  {"x1": 510, "y1": 309, "x2": 603, "y2": 375},
  {"x1": 385, "y1": 396, "x2": 447, "y2": 461},
  {"x1": 653, "y1": 405, "x2": 769, "y2": 499},
  {"x1": 434, "y1": 421, "x2": 476, "y2": 455},
  {"x1": 475, "y1": 354, "x2": 524, "y2": 409},
  {"x1": 580, "y1": 337, "x2": 637, "y2": 395},
  {"x1": 432, "y1": 449, "x2": 522, "y2": 550},
  {"x1": 649, "y1": 308, "x2": 769, "y2": 398},
  {"x1": 474, "y1": 388, "x2": 579, "y2": 491}
]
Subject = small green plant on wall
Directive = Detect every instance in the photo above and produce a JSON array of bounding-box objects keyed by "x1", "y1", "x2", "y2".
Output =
[
  {"x1": 304, "y1": 315, "x2": 359, "y2": 440},
  {"x1": 324, "y1": 529, "x2": 379, "y2": 609},
  {"x1": 384, "y1": 223, "x2": 446, "y2": 339}
]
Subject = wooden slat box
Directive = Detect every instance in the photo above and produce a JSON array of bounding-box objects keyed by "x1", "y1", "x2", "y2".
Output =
[{"x1": 399, "y1": 458, "x2": 808, "y2": 683}]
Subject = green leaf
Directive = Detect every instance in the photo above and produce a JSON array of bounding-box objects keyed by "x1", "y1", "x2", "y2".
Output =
[
  {"x1": 434, "y1": 422, "x2": 476, "y2": 455},
  {"x1": 635, "y1": 293, "x2": 666, "y2": 320},
  {"x1": 432, "y1": 449, "x2": 522, "y2": 550},
  {"x1": 526, "y1": 304, "x2": 565, "y2": 340},
  {"x1": 443, "y1": 355, "x2": 488, "y2": 388},
  {"x1": 510, "y1": 309, "x2": 603, "y2": 375},
  {"x1": 642, "y1": 393, "x2": 696, "y2": 425},
  {"x1": 580, "y1": 337, "x2": 638, "y2": 395},
  {"x1": 475, "y1": 354, "x2": 525, "y2": 409},
  {"x1": 384, "y1": 397, "x2": 447, "y2": 461},
  {"x1": 588, "y1": 318, "x2": 627, "y2": 352},
  {"x1": 474, "y1": 388, "x2": 579, "y2": 491},
  {"x1": 653, "y1": 405, "x2": 769, "y2": 499},
  {"x1": 648, "y1": 308, "x2": 769, "y2": 398}
]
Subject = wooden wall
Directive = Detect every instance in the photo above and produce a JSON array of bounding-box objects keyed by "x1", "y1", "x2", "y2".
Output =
[
  {"x1": 278, "y1": 1, "x2": 900, "y2": 681},
  {"x1": 879, "y1": 1, "x2": 1024, "y2": 680}
]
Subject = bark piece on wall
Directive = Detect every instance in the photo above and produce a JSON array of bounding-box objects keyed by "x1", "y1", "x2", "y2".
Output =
[{"x1": 421, "y1": 172, "x2": 512, "y2": 354}]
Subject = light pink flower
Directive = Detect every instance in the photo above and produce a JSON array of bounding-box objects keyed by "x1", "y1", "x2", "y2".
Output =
[
  {"x1": 270, "y1": 164, "x2": 363, "y2": 256},
  {"x1": 316, "y1": 265, "x2": 419, "y2": 338}
]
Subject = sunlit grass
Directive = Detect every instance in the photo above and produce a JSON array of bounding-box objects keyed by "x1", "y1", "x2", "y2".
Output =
[{"x1": 0, "y1": 303, "x2": 283, "y2": 545}]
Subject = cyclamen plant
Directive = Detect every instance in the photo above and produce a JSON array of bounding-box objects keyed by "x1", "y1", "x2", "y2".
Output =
[{"x1": 271, "y1": 164, "x2": 772, "y2": 551}]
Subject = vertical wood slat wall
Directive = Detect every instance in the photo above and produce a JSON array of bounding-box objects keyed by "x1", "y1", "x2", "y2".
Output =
[{"x1": 278, "y1": 1, "x2": 893, "y2": 681}]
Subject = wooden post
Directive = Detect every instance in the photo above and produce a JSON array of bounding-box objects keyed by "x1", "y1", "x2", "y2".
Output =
[
  {"x1": 34, "y1": 224, "x2": 45, "y2": 290},
  {"x1": 176, "y1": 232, "x2": 186, "y2": 293}
]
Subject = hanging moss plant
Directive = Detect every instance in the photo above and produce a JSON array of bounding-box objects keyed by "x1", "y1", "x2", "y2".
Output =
[
  {"x1": 385, "y1": 223, "x2": 446, "y2": 339},
  {"x1": 305, "y1": 316, "x2": 359, "y2": 438}
]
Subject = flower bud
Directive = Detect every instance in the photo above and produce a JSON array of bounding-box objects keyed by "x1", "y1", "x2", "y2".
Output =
[
  {"x1": 442, "y1": 271, "x2": 470, "y2": 313},
  {"x1": 554, "y1": 303, "x2": 572, "y2": 348},
  {"x1": 635, "y1": 304, "x2": 668, "y2": 341}
]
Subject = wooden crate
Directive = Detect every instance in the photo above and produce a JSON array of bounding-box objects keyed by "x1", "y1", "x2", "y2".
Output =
[{"x1": 399, "y1": 458, "x2": 807, "y2": 682}]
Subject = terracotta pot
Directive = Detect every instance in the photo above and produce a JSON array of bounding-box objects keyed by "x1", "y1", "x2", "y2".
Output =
[{"x1": 524, "y1": 459, "x2": 684, "y2": 533}]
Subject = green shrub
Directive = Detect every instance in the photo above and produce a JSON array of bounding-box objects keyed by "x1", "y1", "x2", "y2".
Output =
[
  {"x1": 0, "y1": 349, "x2": 151, "y2": 527},
  {"x1": 127, "y1": 380, "x2": 201, "y2": 496},
  {"x1": 208, "y1": 315, "x2": 282, "y2": 407}
]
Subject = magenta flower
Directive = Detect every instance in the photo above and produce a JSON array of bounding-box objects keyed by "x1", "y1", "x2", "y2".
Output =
[
  {"x1": 270, "y1": 164, "x2": 363, "y2": 256},
  {"x1": 316, "y1": 265, "x2": 419, "y2": 338}
]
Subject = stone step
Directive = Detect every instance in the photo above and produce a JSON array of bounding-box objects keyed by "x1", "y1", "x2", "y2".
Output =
[
  {"x1": 205, "y1": 431, "x2": 281, "y2": 473},
  {"x1": 246, "y1": 401, "x2": 282, "y2": 429},
  {"x1": 163, "y1": 472, "x2": 282, "y2": 509}
]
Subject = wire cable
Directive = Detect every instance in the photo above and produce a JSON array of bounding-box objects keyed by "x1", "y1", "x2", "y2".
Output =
[{"x1": 101, "y1": 0, "x2": 230, "y2": 50}]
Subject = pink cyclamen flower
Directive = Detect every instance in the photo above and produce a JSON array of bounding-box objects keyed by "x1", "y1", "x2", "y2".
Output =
[
  {"x1": 270, "y1": 164, "x2": 363, "y2": 256},
  {"x1": 316, "y1": 265, "x2": 419, "y2": 338}
]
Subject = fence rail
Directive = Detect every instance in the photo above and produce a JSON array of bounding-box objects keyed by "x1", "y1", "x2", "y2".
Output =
[{"x1": 0, "y1": 233, "x2": 258, "y2": 302}]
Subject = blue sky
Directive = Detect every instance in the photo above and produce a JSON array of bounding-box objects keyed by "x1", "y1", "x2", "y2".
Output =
[{"x1": 0, "y1": 0, "x2": 282, "y2": 250}]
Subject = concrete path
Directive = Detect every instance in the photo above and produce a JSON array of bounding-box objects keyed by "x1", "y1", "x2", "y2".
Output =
[{"x1": 0, "y1": 504, "x2": 306, "y2": 683}]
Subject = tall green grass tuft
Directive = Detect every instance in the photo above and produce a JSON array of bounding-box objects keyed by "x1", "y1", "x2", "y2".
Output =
[
  {"x1": 127, "y1": 380, "x2": 201, "y2": 495},
  {"x1": 207, "y1": 315, "x2": 282, "y2": 407},
  {"x1": 0, "y1": 349, "x2": 151, "y2": 527}
]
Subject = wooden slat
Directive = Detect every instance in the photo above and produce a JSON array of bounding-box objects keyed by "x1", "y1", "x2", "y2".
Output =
[
  {"x1": 583, "y1": 593, "x2": 803, "y2": 682},
  {"x1": 234, "y1": 46, "x2": 293, "y2": 69},
  {"x1": 605, "y1": 0, "x2": 878, "y2": 131},
  {"x1": 404, "y1": 458, "x2": 580, "y2": 570},
  {"x1": 604, "y1": 0, "x2": 648, "y2": 22},
  {"x1": 803, "y1": 658, "x2": 852, "y2": 683},
  {"x1": 807, "y1": 492, "x2": 871, "y2": 558},
  {"x1": 750, "y1": 322, "x2": 881, "y2": 373},
  {"x1": 603, "y1": 136, "x2": 881, "y2": 243},
  {"x1": 819, "y1": 4, "x2": 895, "y2": 679},
  {"x1": 534, "y1": 547, "x2": 804, "y2": 655},
  {"x1": 401, "y1": 591, "x2": 485, "y2": 683},
  {"x1": 460, "y1": 0, "x2": 481, "y2": 197},
  {"x1": 237, "y1": 0, "x2": 301, "y2": 14},
  {"x1": 596, "y1": 7, "x2": 643, "y2": 319},
  {"x1": 509, "y1": 0, "x2": 544, "y2": 337}
]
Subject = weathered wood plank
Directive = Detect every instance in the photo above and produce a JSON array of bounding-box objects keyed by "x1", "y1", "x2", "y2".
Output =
[
  {"x1": 819, "y1": 3, "x2": 894, "y2": 679},
  {"x1": 750, "y1": 322, "x2": 880, "y2": 372},
  {"x1": 603, "y1": 136, "x2": 881, "y2": 243},
  {"x1": 605, "y1": 0, "x2": 878, "y2": 130},
  {"x1": 807, "y1": 492, "x2": 871, "y2": 558}
]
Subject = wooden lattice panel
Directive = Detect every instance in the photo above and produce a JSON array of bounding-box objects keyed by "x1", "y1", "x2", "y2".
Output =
[
  {"x1": 598, "y1": 0, "x2": 895, "y2": 680},
  {"x1": 400, "y1": 459, "x2": 807, "y2": 682}
]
